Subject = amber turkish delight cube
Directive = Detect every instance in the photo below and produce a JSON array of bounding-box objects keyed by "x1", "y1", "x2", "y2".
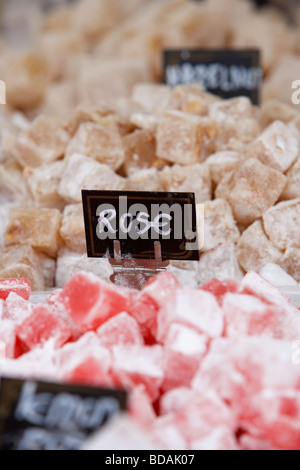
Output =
[
  {"x1": 198, "y1": 199, "x2": 240, "y2": 253},
  {"x1": 11, "y1": 116, "x2": 69, "y2": 168},
  {"x1": 58, "y1": 153, "x2": 125, "y2": 203},
  {"x1": 5, "y1": 208, "x2": 62, "y2": 257},
  {"x1": 215, "y1": 158, "x2": 287, "y2": 226},
  {"x1": 263, "y1": 199, "x2": 300, "y2": 251},
  {"x1": 24, "y1": 161, "x2": 65, "y2": 211},
  {"x1": 245, "y1": 121, "x2": 299, "y2": 173},
  {"x1": 60, "y1": 204, "x2": 86, "y2": 254},
  {"x1": 156, "y1": 110, "x2": 217, "y2": 165},
  {"x1": 0, "y1": 245, "x2": 44, "y2": 291},
  {"x1": 236, "y1": 220, "x2": 282, "y2": 272},
  {"x1": 159, "y1": 163, "x2": 212, "y2": 204},
  {"x1": 66, "y1": 121, "x2": 125, "y2": 171}
]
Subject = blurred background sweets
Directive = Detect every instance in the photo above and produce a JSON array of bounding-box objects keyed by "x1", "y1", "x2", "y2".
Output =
[{"x1": 0, "y1": 0, "x2": 300, "y2": 117}]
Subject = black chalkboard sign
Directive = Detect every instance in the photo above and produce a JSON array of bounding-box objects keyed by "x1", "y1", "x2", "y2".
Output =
[
  {"x1": 0, "y1": 377, "x2": 127, "y2": 451},
  {"x1": 82, "y1": 190, "x2": 199, "y2": 262},
  {"x1": 163, "y1": 49, "x2": 262, "y2": 105}
]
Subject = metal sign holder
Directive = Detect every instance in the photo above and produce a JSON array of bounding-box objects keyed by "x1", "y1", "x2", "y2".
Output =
[{"x1": 109, "y1": 240, "x2": 169, "y2": 290}]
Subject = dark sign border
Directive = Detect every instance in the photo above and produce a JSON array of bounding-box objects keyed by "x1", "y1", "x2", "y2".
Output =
[
  {"x1": 82, "y1": 190, "x2": 199, "y2": 262},
  {"x1": 0, "y1": 377, "x2": 127, "y2": 451},
  {"x1": 163, "y1": 49, "x2": 262, "y2": 105}
]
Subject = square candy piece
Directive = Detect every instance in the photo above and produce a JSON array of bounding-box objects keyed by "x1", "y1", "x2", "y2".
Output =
[
  {"x1": 236, "y1": 220, "x2": 282, "y2": 272},
  {"x1": 52, "y1": 272, "x2": 130, "y2": 332},
  {"x1": 162, "y1": 324, "x2": 207, "y2": 393},
  {"x1": 24, "y1": 161, "x2": 66, "y2": 211},
  {"x1": 216, "y1": 158, "x2": 287, "y2": 225},
  {"x1": 199, "y1": 199, "x2": 240, "y2": 252},
  {"x1": 279, "y1": 247, "x2": 300, "y2": 283},
  {"x1": 5, "y1": 208, "x2": 62, "y2": 257},
  {"x1": 246, "y1": 120, "x2": 299, "y2": 173},
  {"x1": 126, "y1": 168, "x2": 164, "y2": 192},
  {"x1": 60, "y1": 204, "x2": 86, "y2": 254},
  {"x1": 12, "y1": 116, "x2": 69, "y2": 168},
  {"x1": 159, "y1": 163, "x2": 212, "y2": 204},
  {"x1": 280, "y1": 156, "x2": 300, "y2": 201},
  {"x1": 206, "y1": 151, "x2": 243, "y2": 186},
  {"x1": 0, "y1": 278, "x2": 31, "y2": 301},
  {"x1": 263, "y1": 199, "x2": 300, "y2": 251},
  {"x1": 197, "y1": 243, "x2": 244, "y2": 286},
  {"x1": 58, "y1": 153, "x2": 125, "y2": 203},
  {"x1": 0, "y1": 245, "x2": 44, "y2": 291},
  {"x1": 66, "y1": 122, "x2": 125, "y2": 171},
  {"x1": 156, "y1": 110, "x2": 216, "y2": 165},
  {"x1": 17, "y1": 304, "x2": 74, "y2": 351},
  {"x1": 123, "y1": 129, "x2": 161, "y2": 176}
]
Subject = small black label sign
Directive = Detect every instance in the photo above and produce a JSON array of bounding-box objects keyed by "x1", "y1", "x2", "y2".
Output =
[
  {"x1": 0, "y1": 378, "x2": 127, "y2": 451},
  {"x1": 163, "y1": 49, "x2": 262, "y2": 105},
  {"x1": 82, "y1": 190, "x2": 199, "y2": 262}
]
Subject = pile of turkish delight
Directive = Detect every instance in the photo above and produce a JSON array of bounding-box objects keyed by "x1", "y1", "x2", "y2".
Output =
[
  {"x1": 0, "y1": 270, "x2": 300, "y2": 450},
  {"x1": 1, "y1": 0, "x2": 300, "y2": 116},
  {"x1": 0, "y1": 82, "x2": 300, "y2": 290}
]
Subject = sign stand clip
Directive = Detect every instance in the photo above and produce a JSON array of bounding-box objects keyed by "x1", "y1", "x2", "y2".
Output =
[{"x1": 109, "y1": 241, "x2": 169, "y2": 290}]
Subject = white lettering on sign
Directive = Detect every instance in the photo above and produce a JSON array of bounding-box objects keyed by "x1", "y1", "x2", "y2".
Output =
[
  {"x1": 166, "y1": 63, "x2": 263, "y2": 91},
  {"x1": 292, "y1": 80, "x2": 300, "y2": 105},
  {"x1": 0, "y1": 80, "x2": 6, "y2": 105},
  {"x1": 95, "y1": 197, "x2": 202, "y2": 250},
  {"x1": 14, "y1": 381, "x2": 120, "y2": 432}
]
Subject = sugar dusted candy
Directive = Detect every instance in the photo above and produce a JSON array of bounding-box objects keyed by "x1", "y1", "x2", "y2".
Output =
[
  {"x1": 81, "y1": 415, "x2": 156, "y2": 451},
  {"x1": 216, "y1": 158, "x2": 287, "y2": 225},
  {"x1": 197, "y1": 243, "x2": 244, "y2": 286},
  {"x1": 209, "y1": 97, "x2": 260, "y2": 146},
  {"x1": 0, "y1": 245, "x2": 44, "y2": 291},
  {"x1": 37, "y1": 252, "x2": 56, "y2": 289},
  {"x1": 97, "y1": 312, "x2": 144, "y2": 350},
  {"x1": 169, "y1": 84, "x2": 219, "y2": 116},
  {"x1": 66, "y1": 122, "x2": 125, "y2": 171},
  {"x1": 236, "y1": 220, "x2": 282, "y2": 272},
  {"x1": 159, "y1": 163, "x2": 212, "y2": 204},
  {"x1": 157, "y1": 287, "x2": 224, "y2": 343},
  {"x1": 0, "y1": 319, "x2": 18, "y2": 359},
  {"x1": 263, "y1": 199, "x2": 300, "y2": 251},
  {"x1": 162, "y1": 324, "x2": 207, "y2": 392},
  {"x1": 17, "y1": 304, "x2": 74, "y2": 352},
  {"x1": 24, "y1": 161, "x2": 66, "y2": 211},
  {"x1": 126, "y1": 168, "x2": 164, "y2": 192},
  {"x1": 5, "y1": 207, "x2": 62, "y2": 257},
  {"x1": 245, "y1": 120, "x2": 299, "y2": 173},
  {"x1": 223, "y1": 293, "x2": 279, "y2": 338},
  {"x1": 206, "y1": 151, "x2": 242, "y2": 186},
  {"x1": 0, "y1": 278, "x2": 31, "y2": 301},
  {"x1": 58, "y1": 153, "x2": 125, "y2": 203},
  {"x1": 199, "y1": 199, "x2": 240, "y2": 252},
  {"x1": 111, "y1": 344, "x2": 164, "y2": 402},
  {"x1": 52, "y1": 272, "x2": 130, "y2": 332},
  {"x1": 55, "y1": 249, "x2": 113, "y2": 288},
  {"x1": 3, "y1": 292, "x2": 33, "y2": 324},
  {"x1": 60, "y1": 204, "x2": 86, "y2": 254},
  {"x1": 156, "y1": 111, "x2": 216, "y2": 165},
  {"x1": 279, "y1": 247, "x2": 300, "y2": 283},
  {"x1": 0, "y1": 161, "x2": 31, "y2": 205},
  {"x1": 132, "y1": 83, "x2": 171, "y2": 113},
  {"x1": 123, "y1": 129, "x2": 162, "y2": 176},
  {"x1": 259, "y1": 263, "x2": 298, "y2": 287},
  {"x1": 242, "y1": 271, "x2": 290, "y2": 307},
  {"x1": 281, "y1": 156, "x2": 300, "y2": 201},
  {"x1": 12, "y1": 116, "x2": 69, "y2": 168}
]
